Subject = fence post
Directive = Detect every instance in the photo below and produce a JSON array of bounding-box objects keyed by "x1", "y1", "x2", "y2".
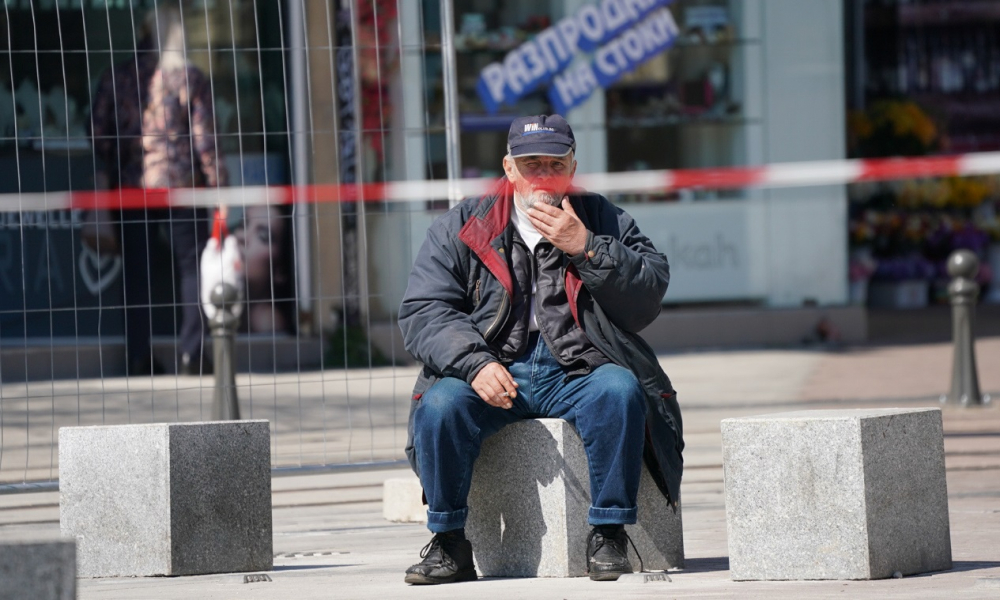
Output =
[
  {"x1": 944, "y1": 250, "x2": 991, "y2": 407},
  {"x1": 210, "y1": 282, "x2": 241, "y2": 420}
]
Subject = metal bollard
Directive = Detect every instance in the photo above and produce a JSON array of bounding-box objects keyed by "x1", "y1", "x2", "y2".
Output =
[
  {"x1": 943, "y1": 250, "x2": 991, "y2": 407},
  {"x1": 210, "y1": 282, "x2": 241, "y2": 420}
]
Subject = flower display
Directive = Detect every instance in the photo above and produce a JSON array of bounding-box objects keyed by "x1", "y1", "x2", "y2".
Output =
[
  {"x1": 895, "y1": 177, "x2": 994, "y2": 209},
  {"x1": 872, "y1": 254, "x2": 937, "y2": 282},
  {"x1": 849, "y1": 100, "x2": 939, "y2": 158},
  {"x1": 849, "y1": 202, "x2": 997, "y2": 285},
  {"x1": 845, "y1": 91, "x2": 1000, "y2": 301}
]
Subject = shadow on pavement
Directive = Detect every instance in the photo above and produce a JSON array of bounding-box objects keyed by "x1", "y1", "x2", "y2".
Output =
[
  {"x1": 272, "y1": 564, "x2": 359, "y2": 572},
  {"x1": 677, "y1": 556, "x2": 729, "y2": 573},
  {"x1": 949, "y1": 561, "x2": 1000, "y2": 573}
]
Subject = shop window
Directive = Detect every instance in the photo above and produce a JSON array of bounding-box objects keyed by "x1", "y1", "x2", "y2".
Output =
[
  {"x1": 435, "y1": 0, "x2": 754, "y2": 194},
  {"x1": 420, "y1": 0, "x2": 558, "y2": 180},
  {"x1": 0, "y1": 0, "x2": 294, "y2": 340},
  {"x1": 606, "y1": 0, "x2": 754, "y2": 195},
  {"x1": 847, "y1": 0, "x2": 1000, "y2": 308},
  {"x1": 0, "y1": 0, "x2": 288, "y2": 192}
]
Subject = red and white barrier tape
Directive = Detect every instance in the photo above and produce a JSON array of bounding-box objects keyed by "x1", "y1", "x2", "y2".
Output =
[{"x1": 3, "y1": 151, "x2": 1000, "y2": 212}]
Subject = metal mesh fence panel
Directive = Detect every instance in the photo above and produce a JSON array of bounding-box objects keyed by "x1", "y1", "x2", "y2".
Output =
[
  {"x1": 2, "y1": 0, "x2": 999, "y2": 490},
  {"x1": 0, "y1": 0, "x2": 445, "y2": 487}
]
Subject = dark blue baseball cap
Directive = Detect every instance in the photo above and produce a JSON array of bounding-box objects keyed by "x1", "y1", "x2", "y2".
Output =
[{"x1": 507, "y1": 114, "x2": 576, "y2": 157}]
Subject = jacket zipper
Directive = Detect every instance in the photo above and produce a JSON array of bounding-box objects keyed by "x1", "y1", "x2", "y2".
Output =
[
  {"x1": 483, "y1": 288, "x2": 510, "y2": 343},
  {"x1": 474, "y1": 279, "x2": 481, "y2": 305}
]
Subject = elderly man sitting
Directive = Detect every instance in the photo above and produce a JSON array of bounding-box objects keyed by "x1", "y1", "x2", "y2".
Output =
[{"x1": 398, "y1": 114, "x2": 683, "y2": 584}]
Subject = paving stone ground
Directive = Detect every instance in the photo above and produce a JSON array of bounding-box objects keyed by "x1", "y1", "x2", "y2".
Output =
[{"x1": 0, "y1": 328, "x2": 998, "y2": 599}]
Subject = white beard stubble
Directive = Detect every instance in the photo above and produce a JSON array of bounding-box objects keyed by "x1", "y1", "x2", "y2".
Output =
[{"x1": 518, "y1": 190, "x2": 560, "y2": 211}]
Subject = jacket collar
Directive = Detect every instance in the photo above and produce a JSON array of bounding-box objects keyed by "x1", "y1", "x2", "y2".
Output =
[
  {"x1": 458, "y1": 178, "x2": 515, "y2": 295},
  {"x1": 457, "y1": 179, "x2": 588, "y2": 319}
]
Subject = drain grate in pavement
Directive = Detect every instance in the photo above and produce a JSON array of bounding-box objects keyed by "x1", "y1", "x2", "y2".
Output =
[
  {"x1": 617, "y1": 572, "x2": 672, "y2": 583},
  {"x1": 243, "y1": 574, "x2": 272, "y2": 584},
  {"x1": 274, "y1": 551, "x2": 350, "y2": 559}
]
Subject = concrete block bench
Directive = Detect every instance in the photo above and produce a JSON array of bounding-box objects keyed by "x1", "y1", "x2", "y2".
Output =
[
  {"x1": 0, "y1": 534, "x2": 75, "y2": 600},
  {"x1": 721, "y1": 408, "x2": 951, "y2": 581},
  {"x1": 59, "y1": 421, "x2": 273, "y2": 577},
  {"x1": 466, "y1": 418, "x2": 683, "y2": 577},
  {"x1": 383, "y1": 476, "x2": 427, "y2": 523}
]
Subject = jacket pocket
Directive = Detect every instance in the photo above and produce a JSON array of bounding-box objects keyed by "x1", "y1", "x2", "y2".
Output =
[{"x1": 410, "y1": 368, "x2": 436, "y2": 404}]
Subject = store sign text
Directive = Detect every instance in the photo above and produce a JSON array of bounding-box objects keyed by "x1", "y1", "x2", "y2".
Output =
[
  {"x1": 626, "y1": 203, "x2": 757, "y2": 303},
  {"x1": 477, "y1": 0, "x2": 677, "y2": 114},
  {"x1": 667, "y1": 233, "x2": 740, "y2": 271}
]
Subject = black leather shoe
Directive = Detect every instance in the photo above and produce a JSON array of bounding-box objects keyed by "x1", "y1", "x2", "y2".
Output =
[
  {"x1": 587, "y1": 524, "x2": 636, "y2": 581},
  {"x1": 404, "y1": 529, "x2": 477, "y2": 585}
]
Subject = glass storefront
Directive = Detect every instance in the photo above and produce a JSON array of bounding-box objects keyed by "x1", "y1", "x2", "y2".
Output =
[
  {"x1": 0, "y1": 0, "x2": 289, "y2": 185},
  {"x1": 428, "y1": 0, "x2": 755, "y2": 181},
  {"x1": 846, "y1": 0, "x2": 1000, "y2": 308},
  {"x1": 410, "y1": 0, "x2": 849, "y2": 308},
  {"x1": 9, "y1": 0, "x2": 995, "y2": 349},
  {"x1": 0, "y1": 0, "x2": 294, "y2": 339}
]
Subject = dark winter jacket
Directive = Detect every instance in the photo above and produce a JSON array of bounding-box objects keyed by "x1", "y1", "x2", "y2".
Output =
[{"x1": 398, "y1": 179, "x2": 684, "y2": 506}]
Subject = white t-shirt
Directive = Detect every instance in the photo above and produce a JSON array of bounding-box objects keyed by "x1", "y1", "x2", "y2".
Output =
[
  {"x1": 510, "y1": 194, "x2": 541, "y2": 331},
  {"x1": 510, "y1": 195, "x2": 543, "y2": 253}
]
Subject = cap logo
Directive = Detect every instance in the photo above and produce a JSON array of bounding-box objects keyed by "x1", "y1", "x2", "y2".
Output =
[{"x1": 523, "y1": 123, "x2": 555, "y2": 135}]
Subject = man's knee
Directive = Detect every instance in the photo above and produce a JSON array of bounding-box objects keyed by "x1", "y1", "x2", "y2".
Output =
[
  {"x1": 592, "y1": 366, "x2": 646, "y2": 418},
  {"x1": 581, "y1": 365, "x2": 646, "y2": 430},
  {"x1": 413, "y1": 377, "x2": 478, "y2": 431}
]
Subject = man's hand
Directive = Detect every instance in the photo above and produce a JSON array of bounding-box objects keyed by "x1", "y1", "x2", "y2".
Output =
[
  {"x1": 528, "y1": 197, "x2": 588, "y2": 256},
  {"x1": 471, "y1": 362, "x2": 518, "y2": 409}
]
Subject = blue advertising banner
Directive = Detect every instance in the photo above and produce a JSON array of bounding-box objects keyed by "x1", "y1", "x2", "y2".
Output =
[{"x1": 476, "y1": 0, "x2": 678, "y2": 114}]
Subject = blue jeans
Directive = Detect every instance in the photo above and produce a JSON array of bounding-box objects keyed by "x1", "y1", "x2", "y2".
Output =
[{"x1": 412, "y1": 333, "x2": 647, "y2": 533}]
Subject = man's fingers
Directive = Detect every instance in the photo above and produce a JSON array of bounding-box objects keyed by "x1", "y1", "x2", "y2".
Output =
[
  {"x1": 495, "y1": 372, "x2": 518, "y2": 397},
  {"x1": 473, "y1": 383, "x2": 504, "y2": 406},
  {"x1": 490, "y1": 368, "x2": 517, "y2": 408},
  {"x1": 472, "y1": 362, "x2": 517, "y2": 408},
  {"x1": 479, "y1": 390, "x2": 506, "y2": 407},
  {"x1": 561, "y1": 197, "x2": 577, "y2": 216},
  {"x1": 529, "y1": 201, "x2": 561, "y2": 219},
  {"x1": 486, "y1": 363, "x2": 516, "y2": 392},
  {"x1": 527, "y1": 198, "x2": 587, "y2": 255},
  {"x1": 527, "y1": 209, "x2": 553, "y2": 228},
  {"x1": 528, "y1": 209, "x2": 561, "y2": 235},
  {"x1": 483, "y1": 390, "x2": 512, "y2": 409},
  {"x1": 531, "y1": 202, "x2": 555, "y2": 213}
]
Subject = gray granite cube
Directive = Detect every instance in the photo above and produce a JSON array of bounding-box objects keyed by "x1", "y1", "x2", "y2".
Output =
[
  {"x1": 0, "y1": 534, "x2": 75, "y2": 600},
  {"x1": 383, "y1": 477, "x2": 427, "y2": 523},
  {"x1": 466, "y1": 418, "x2": 683, "y2": 577},
  {"x1": 59, "y1": 420, "x2": 273, "y2": 578},
  {"x1": 721, "y1": 408, "x2": 951, "y2": 581}
]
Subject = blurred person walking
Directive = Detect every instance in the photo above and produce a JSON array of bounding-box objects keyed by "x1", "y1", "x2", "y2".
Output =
[{"x1": 90, "y1": 0, "x2": 227, "y2": 376}]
